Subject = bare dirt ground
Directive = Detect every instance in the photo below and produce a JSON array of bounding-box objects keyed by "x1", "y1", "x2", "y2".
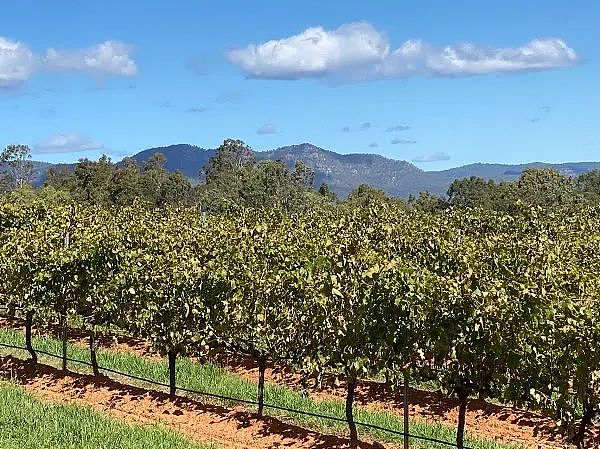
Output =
[
  {"x1": 0, "y1": 356, "x2": 381, "y2": 449},
  {"x1": 1, "y1": 316, "x2": 598, "y2": 448},
  {"x1": 220, "y1": 356, "x2": 593, "y2": 449}
]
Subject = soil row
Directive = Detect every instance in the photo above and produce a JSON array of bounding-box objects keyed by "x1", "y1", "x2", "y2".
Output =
[{"x1": 2, "y1": 316, "x2": 597, "y2": 448}]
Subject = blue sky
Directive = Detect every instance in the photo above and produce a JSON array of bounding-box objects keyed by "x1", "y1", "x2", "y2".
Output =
[{"x1": 1, "y1": 0, "x2": 598, "y2": 170}]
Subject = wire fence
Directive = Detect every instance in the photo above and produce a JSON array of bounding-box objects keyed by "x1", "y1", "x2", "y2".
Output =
[{"x1": 0, "y1": 336, "x2": 476, "y2": 449}]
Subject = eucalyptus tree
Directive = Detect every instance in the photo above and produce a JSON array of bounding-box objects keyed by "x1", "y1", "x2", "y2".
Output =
[
  {"x1": 0, "y1": 144, "x2": 34, "y2": 191},
  {"x1": 203, "y1": 139, "x2": 255, "y2": 184},
  {"x1": 516, "y1": 168, "x2": 576, "y2": 208},
  {"x1": 68, "y1": 155, "x2": 117, "y2": 205}
]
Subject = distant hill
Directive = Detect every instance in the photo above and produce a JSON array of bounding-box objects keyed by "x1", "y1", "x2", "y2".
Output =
[
  {"x1": 131, "y1": 144, "x2": 215, "y2": 183},
  {"x1": 438, "y1": 162, "x2": 600, "y2": 182},
  {"x1": 257, "y1": 143, "x2": 428, "y2": 197},
  {"x1": 0, "y1": 161, "x2": 53, "y2": 187},
  {"x1": 18, "y1": 143, "x2": 600, "y2": 198}
]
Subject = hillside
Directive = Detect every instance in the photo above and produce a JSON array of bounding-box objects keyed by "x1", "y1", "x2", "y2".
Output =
[
  {"x1": 438, "y1": 162, "x2": 600, "y2": 182},
  {"x1": 16, "y1": 143, "x2": 600, "y2": 198},
  {"x1": 0, "y1": 161, "x2": 53, "y2": 188},
  {"x1": 131, "y1": 144, "x2": 215, "y2": 183},
  {"x1": 257, "y1": 143, "x2": 428, "y2": 197},
  {"x1": 130, "y1": 143, "x2": 600, "y2": 197}
]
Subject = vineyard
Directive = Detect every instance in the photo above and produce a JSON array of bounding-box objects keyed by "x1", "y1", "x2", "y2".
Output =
[{"x1": 0, "y1": 200, "x2": 599, "y2": 448}]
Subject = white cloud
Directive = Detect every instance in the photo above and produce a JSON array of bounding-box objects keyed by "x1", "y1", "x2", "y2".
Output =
[
  {"x1": 228, "y1": 22, "x2": 388, "y2": 80},
  {"x1": 44, "y1": 40, "x2": 137, "y2": 77},
  {"x1": 34, "y1": 133, "x2": 106, "y2": 154},
  {"x1": 257, "y1": 123, "x2": 278, "y2": 134},
  {"x1": 0, "y1": 37, "x2": 137, "y2": 88},
  {"x1": 379, "y1": 38, "x2": 578, "y2": 77},
  {"x1": 0, "y1": 37, "x2": 39, "y2": 88},
  {"x1": 227, "y1": 22, "x2": 579, "y2": 82},
  {"x1": 412, "y1": 152, "x2": 450, "y2": 163}
]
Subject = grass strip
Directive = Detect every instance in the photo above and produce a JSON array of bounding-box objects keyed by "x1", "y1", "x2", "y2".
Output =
[
  {"x1": 0, "y1": 381, "x2": 215, "y2": 449},
  {"x1": 0, "y1": 326, "x2": 522, "y2": 449}
]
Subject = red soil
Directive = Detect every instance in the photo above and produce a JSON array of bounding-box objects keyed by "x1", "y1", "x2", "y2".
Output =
[
  {"x1": 219, "y1": 356, "x2": 586, "y2": 449},
  {"x1": 0, "y1": 356, "x2": 384, "y2": 449}
]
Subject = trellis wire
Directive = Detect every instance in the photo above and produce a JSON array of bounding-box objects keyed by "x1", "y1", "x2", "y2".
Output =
[{"x1": 0, "y1": 339, "x2": 475, "y2": 449}]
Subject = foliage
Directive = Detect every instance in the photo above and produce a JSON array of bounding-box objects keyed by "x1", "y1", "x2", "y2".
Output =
[
  {"x1": 0, "y1": 144, "x2": 34, "y2": 191},
  {"x1": 1, "y1": 199, "x2": 599, "y2": 446},
  {"x1": 445, "y1": 168, "x2": 599, "y2": 213},
  {"x1": 202, "y1": 138, "x2": 255, "y2": 184},
  {"x1": 44, "y1": 153, "x2": 194, "y2": 208},
  {"x1": 409, "y1": 191, "x2": 448, "y2": 213},
  {"x1": 198, "y1": 143, "x2": 326, "y2": 213},
  {"x1": 344, "y1": 183, "x2": 406, "y2": 209}
]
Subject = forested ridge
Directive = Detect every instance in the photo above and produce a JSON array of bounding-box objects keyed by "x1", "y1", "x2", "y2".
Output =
[
  {"x1": 0, "y1": 140, "x2": 599, "y2": 448},
  {"x1": 5, "y1": 140, "x2": 600, "y2": 213}
]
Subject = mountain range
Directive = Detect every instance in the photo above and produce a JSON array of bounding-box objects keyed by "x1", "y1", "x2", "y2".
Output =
[
  {"x1": 23, "y1": 143, "x2": 600, "y2": 198},
  {"x1": 130, "y1": 143, "x2": 600, "y2": 197}
]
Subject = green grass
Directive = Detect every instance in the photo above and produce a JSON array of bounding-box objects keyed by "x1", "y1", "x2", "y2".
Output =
[
  {"x1": 0, "y1": 381, "x2": 215, "y2": 449},
  {"x1": 0, "y1": 326, "x2": 522, "y2": 449}
]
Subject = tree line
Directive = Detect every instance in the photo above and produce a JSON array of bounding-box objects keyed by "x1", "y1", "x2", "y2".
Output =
[
  {"x1": 0, "y1": 201, "x2": 598, "y2": 448},
  {"x1": 5, "y1": 139, "x2": 600, "y2": 212},
  {"x1": 0, "y1": 140, "x2": 330, "y2": 212}
]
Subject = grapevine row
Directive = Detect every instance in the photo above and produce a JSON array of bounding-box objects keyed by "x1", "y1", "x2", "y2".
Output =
[{"x1": 0, "y1": 200, "x2": 598, "y2": 448}]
